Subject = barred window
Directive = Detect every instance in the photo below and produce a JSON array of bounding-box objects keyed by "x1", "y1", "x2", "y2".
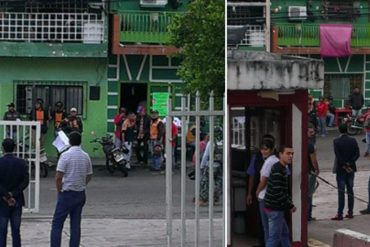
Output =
[{"x1": 15, "y1": 81, "x2": 85, "y2": 116}]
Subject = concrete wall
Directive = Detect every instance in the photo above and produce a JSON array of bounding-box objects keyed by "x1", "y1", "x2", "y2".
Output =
[{"x1": 333, "y1": 229, "x2": 370, "y2": 247}]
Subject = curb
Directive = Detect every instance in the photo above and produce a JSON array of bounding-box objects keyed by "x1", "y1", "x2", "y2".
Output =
[{"x1": 308, "y1": 238, "x2": 331, "y2": 247}]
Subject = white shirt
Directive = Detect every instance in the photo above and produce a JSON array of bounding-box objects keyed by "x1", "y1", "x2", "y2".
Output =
[
  {"x1": 57, "y1": 146, "x2": 93, "y2": 192},
  {"x1": 258, "y1": 155, "x2": 279, "y2": 200}
]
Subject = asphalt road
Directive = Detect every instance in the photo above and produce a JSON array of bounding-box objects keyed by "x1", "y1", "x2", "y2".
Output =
[{"x1": 34, "y1": 165, "x2": 223, "y2": 219}]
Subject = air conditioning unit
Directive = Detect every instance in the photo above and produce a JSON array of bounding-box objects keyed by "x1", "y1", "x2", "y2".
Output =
[
  {"x1": 140, "y1": 0, "x2": 168, "y2": 8},
  {"x1": 288, "y1": 6, "x2": 307, "y2": 20}
]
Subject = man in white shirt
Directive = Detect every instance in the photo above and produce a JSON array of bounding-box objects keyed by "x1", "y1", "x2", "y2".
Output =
[{"x1": 50, "y1": 131, "x2": 93, "y2": 247}]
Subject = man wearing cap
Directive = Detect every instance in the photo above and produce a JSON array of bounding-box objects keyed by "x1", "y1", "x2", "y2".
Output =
[
  {"x1": 3, "y1": 103, "x2": 21, "y2": 139},
  {"x1": 61, "y1": 108, "x2": 83, "y2": 134},
  {"x1": 0, "y1": 138, "x2": 29, "y2": 247}
]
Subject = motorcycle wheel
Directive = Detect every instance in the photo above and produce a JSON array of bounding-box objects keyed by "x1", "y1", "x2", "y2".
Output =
[
  {"x1": 347, "y1": 125, "x2": 360, "y2": 136},
  {"x1": 40, "y1": 163, "x2": 48, "y2": 178},
  {"x1": 106, "y1": 159, "x2": 115, "y2": 174}
]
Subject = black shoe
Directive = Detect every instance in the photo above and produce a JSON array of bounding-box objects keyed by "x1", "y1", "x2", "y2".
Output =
[{"x1": 360, "y1": 209, "x2": 370, "y2": 214}]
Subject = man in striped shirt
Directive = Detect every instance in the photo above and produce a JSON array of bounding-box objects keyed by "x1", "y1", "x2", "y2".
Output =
[
  {"x1": 50, "y1": 131, "x2": 93, "y2": 247},
  {"x1": 264, "y1": 145, "x2": 296, "y2": 247}
]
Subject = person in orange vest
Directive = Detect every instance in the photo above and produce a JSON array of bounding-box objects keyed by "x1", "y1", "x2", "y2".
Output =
[
  {"x1": 51, "y1": 101, "x2": 67, "y2": 136},
  {"x1": 29, "y1": 98, "x2": 49, "y2": 147},
  {"x1": 149, "y1": 110, "x2": 164, "y2": 171}
]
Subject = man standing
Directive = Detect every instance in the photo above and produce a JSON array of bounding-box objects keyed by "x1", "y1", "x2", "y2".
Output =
[
  {"x1": 264, "y1": 145, "x2": 296, "y2": 247},
  {"x1": 316, "y1": 97, "x2": 328, "y2": 137},
  {"x1": 307, "y1": 124, "x2": 320, "y2": 221},
  {"x1": 61, "y1": 108, "x2": 83, "y2": 134},
  {"x1": 349, "y1": 87, "x2": 364, "y2": 118},
  {"x1": 51, "y1": 101, "x2": 67, "y2": 136},
  {"x1": 149, "y1": 110, "x2": 164, "y2": 170},
  {"x1": 135, "y1": 106, "x2": 150, "y2": 165},
  {"x1": 331, "y1": 124, "x2": 359, "y2": 220},
  {"x1": 50, "y1": 131, "x2": 93, "y2": 247},
  {"x1": 121, "y1": 112, "x2": 137, "y2": 169},
  {"x1": 0, "y1": 138, "x2": 29, "y2": 247},
  {"x1": 30, "y1": 98, "x2": 49, "y2": 147},
  {"x1": 113, "y1": 107, "x2": 127, "y2": 148},
  {"x1": 3, "y1": 103, "x2": 21, "y2": 139}
]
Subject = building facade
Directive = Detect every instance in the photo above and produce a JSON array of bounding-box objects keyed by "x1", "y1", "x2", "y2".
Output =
[{"x1": 0, "y1": 0, "x2": 188, "y2": 156}]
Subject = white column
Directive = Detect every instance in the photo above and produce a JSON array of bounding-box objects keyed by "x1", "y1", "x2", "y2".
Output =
[{"x1": 292, "y1": 104, "x2": 302, "y2": 243}]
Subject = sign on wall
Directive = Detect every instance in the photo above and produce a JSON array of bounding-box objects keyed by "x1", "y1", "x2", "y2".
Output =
[{"x1": 152, "y1": 92, "x2": 169, "y2": 116}]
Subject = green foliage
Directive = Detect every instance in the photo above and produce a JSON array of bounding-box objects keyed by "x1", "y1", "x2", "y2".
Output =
[{"x1": 169, "y1": 0, "x2": 225, "y2": 105}]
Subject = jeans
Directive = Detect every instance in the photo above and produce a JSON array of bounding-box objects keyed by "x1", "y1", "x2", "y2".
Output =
[
  {"x1": 365, "y1": 132, "x2": 370, "y2": 153},
  {"x1": 336, "y1": 172, "x2": 355, "y2": 216},
  {"x1": 114, "y1": 137, "x2": 122, "y2": 148},
  {"x1": 266, "y1": 210, "x2": 291, "y2": 247},
  {"x1": 0, "y1": 203, "x2": 22, "y2": 247},
  {"x1": 258, "y1": 199, "x2": 269, "y2": 245},
  {"x1": 327, "y1": 113, "x2": 335, "y2": 127},
  {"x1": 308, "y1": 174, "x2": 317, "y2": 218},
  {"x1": 352, "y1": 109, "x2": 361, "y2": 118},
  {"x1": 151, "y1": 154, "x2": 162, "y2": 171},
  {"x1": 367, "y1": 176, "x2": 370, "y2": 210},
  {"x1": 136, "y1": 138, "x2": 148, "y2": 164},
  {"x1": 318, "y1": 117, "x2": 327, "y2": 135},
  {"x1": 50, "y1": 191, "x2": 86, "y2": 247}
]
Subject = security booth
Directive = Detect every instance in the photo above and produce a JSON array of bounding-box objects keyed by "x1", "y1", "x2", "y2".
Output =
[{"x1": 227, "y1": 50, "x2": 324, "y2": 246}]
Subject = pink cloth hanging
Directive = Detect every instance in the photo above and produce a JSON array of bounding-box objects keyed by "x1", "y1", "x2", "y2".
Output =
[{"x1": 320, "y1": 24, "x2": 352, "y2": 57}]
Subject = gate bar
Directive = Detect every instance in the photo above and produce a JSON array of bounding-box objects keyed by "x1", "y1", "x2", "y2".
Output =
[
  {"x1": 166, "y1": 98, "x2": 173, "y2": 247},
  {"x1": 208, "y1": 92, "x2": 215, "y2": 247},
  {"x1": 181, "y1": 96, "x2": 187, "y2": 247},
  {"x1": 195, "y1": 91, "x2": 201, "y2": 247}
]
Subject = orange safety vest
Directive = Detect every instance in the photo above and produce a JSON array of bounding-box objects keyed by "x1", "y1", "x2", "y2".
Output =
[
  {"x1": 186, "y1": 126, "x2": 196, "y2": 144},
  {"x1": 54, "y1": 112, "x2": 63, "y2": 128},
  {"x1": 36, "y1": 109, "x2": 44, "y2": 124},
  {"x1": 150, "y1": 119, "x2": 161, "y2": 140}
]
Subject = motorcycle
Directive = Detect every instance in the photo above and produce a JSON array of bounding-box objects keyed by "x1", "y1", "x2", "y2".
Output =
[
  {"x1": 91, "y1": 135, "x2": 129, "y2": 177},
  {"x1": 343, "y1": 114, "x2": 364, "y2": 136}
]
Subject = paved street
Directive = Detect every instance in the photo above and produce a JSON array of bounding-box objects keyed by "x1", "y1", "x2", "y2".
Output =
[
  {"x1": 12, "y1": 164, "x2": 223, "y2": 246},
  {"x1": 308, "y1": 128, "x2": 370, "y2": 245}
]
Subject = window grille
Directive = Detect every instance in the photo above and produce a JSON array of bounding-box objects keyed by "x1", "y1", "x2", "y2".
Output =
[{"x1": 15, "y1": 81, "x2": 85, "y2": 116}]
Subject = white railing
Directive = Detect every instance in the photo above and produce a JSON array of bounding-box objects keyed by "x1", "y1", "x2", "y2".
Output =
[
  {"x1": 228, "y1": 24, "x2": 265, "y2": 47},
  {"x1": 0, "y1": 12, "x2": 105, "y2": 43}
]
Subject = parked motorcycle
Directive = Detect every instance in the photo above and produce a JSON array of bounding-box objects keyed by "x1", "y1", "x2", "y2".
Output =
[
  {"x1": 343, "y1": 114, "x2": 364, "y2": 136},
  {"x1": 91, "y1": 135, "x2": 129, "y2": 177}
]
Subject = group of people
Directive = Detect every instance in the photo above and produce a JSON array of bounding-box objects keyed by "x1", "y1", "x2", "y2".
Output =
[
  {"x1": 113, "y1": 106, "x2": 178, "y2": 171},
  {"x1": 3, "y1": 99, "x2": 83, "y2": 146},
  {"x1": 0, "y1": 131, "x2": 92, "y2": 247},
  {"x1": 246, "y1": 134, "x2": 296, "y2": 247}
]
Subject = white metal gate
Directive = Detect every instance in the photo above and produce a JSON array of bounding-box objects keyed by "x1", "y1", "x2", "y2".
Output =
[
  {"x1": 0, "y1": 120, "x2": 40, "y2": 213},
  {"x1": 165, "y1": 92, "x2": 225, "y2": 246}
]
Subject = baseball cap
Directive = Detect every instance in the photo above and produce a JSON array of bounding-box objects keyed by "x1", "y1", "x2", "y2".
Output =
[
  {"x1": 70, "y1": 107, "x2": 77, "y2": 112},
  {"x1": 7, "y1": 102, "x2": 15, "y2": 107}
]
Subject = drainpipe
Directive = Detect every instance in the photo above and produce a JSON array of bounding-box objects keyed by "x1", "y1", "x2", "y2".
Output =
[{"x1": 266, "y1": 0, "x2": 271, "y2": 52}]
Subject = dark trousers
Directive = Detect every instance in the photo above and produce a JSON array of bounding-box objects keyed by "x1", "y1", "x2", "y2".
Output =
[
  {"x1": 336, "y1": 172, "x2": 355, "y2": 216},
  {"x1": 50, "y1": 191, "x2": 86, "y2": 247},
  {"x1": 0, "y1": 203, "x2": 22, "y2": 247},
  {"x1": 136, "y1": 138, "x2": 148, "y2": 164}
]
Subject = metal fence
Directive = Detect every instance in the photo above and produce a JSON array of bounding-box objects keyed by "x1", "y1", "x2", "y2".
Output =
[
  {"x1": 165, "y1": 92, "x2": 225, "y2": 246},
  {"x1": 0, "y1": 120, "x2": 40, "y2": 213},
  {"x1": 0, "y1": 12, "x2": 104, "y2": 43}
]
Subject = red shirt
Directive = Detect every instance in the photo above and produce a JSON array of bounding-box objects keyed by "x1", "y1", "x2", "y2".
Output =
[{"x1": 316, "y1": 102, "x2": 328, "y2": 117}]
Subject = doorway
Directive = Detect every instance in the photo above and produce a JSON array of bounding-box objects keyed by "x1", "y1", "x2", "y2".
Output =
[{"x1": 120, "y1": 83, "x2": 147, "y2": 114}]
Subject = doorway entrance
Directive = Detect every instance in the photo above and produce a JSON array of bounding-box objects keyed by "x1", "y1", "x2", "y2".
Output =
[{"x1": 120, "y1": 83, "x2": 147, "y2": 114}]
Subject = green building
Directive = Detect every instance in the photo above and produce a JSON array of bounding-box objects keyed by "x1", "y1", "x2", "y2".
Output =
[
  {"x1": 270, "y1": 0, "x2": 370, "y2": 107},
  {"x1": 0, "y1": 0, "x2": 189, "y2": 157}
]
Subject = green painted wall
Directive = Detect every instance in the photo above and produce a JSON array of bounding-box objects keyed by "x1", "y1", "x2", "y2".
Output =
[
  {"x1": 110, "y1": 0, "x2": 190, "y2": 12},
  {"x1": 0, "y1": 57, "x2": 108, "y2": 158},
  {"x1": 324, "y1": 55, "x2": 364, "y2": 73}
]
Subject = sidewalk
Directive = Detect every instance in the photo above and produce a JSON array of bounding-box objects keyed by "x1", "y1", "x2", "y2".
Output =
[
  {"x1": 11, "y1": 218, "x2": 223, "y2": 247},
  {"x1": 308, "y1": 170, "x2": 370, "y2": 245}
]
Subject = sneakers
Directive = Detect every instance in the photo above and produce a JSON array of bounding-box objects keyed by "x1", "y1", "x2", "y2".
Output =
[
  {"x1": 360, "y1": 209, "x2": 370, "y2": 214},
  {"x1": 331, "y1": 215, "x2": 343, "y2": 221}
]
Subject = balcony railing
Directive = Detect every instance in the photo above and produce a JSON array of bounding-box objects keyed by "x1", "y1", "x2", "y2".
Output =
[
  {"x1": 119, "y1": 11, "x2": 178, "y2": 44},
  {"x1": 0, "y1": 12, "x2": 105, "y2": 43},
  {"x1": 277, "y1": 23, "x2": 370, "y2": 48}
]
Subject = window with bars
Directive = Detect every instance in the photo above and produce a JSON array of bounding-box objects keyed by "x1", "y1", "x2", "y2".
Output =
[{"x1": 15, "y1": 81, "x2": 85, "y2": 116}]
